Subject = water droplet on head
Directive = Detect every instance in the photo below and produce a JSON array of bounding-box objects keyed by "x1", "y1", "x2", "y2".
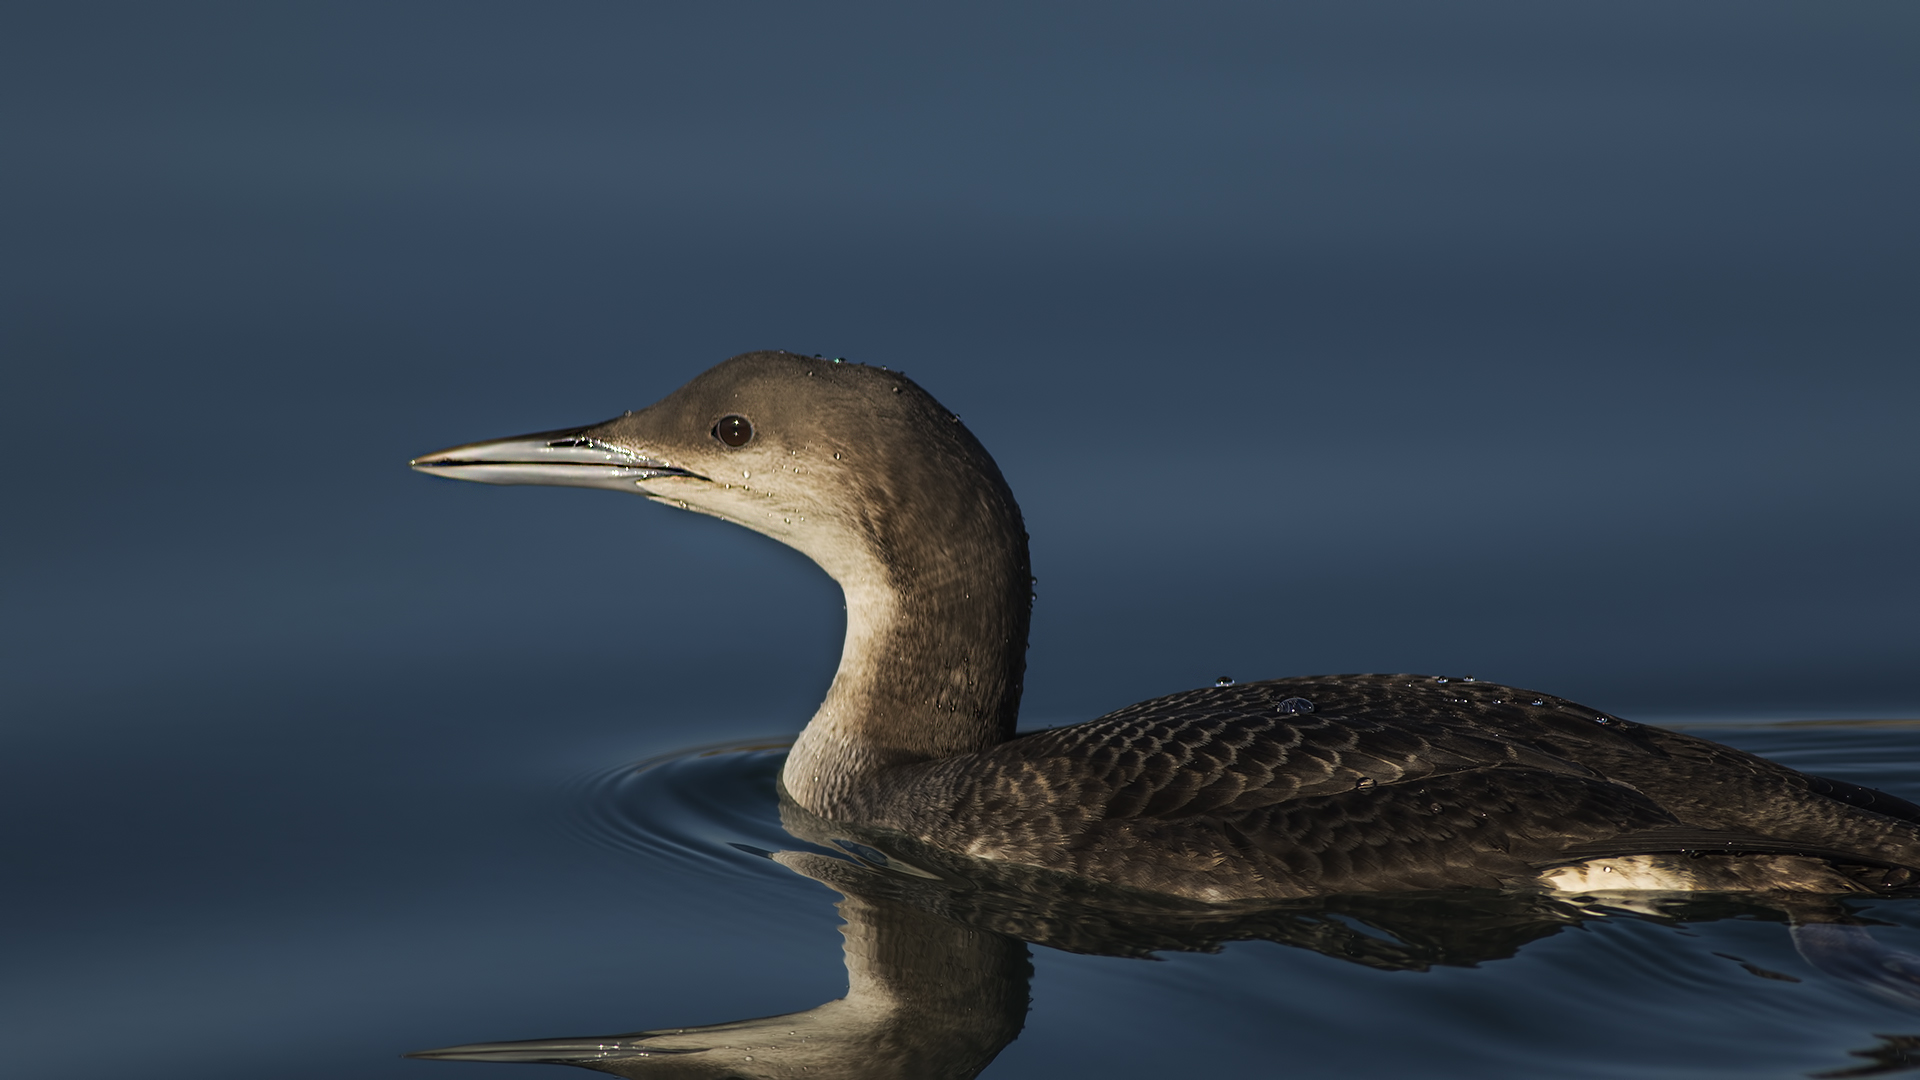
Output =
[
  {"x1": 1275, "y1": 696, "x2": 1315, "y2": 714},
  {"x1": 1530, "y1": 699, "x2": 1545, "y2": 706},
  {"x1": 832, "y1": 452, "x2": 842, "y2": 459},
  {"x1": 1593, "y1": 715, "x2": 1612, "y2": 725},
  {"x1": 1214, "y1": 675, "x2": 1235, "y2": 687},
  {"x1": 1434, "y1": 676, "x2": 1450, "y2": 684}
]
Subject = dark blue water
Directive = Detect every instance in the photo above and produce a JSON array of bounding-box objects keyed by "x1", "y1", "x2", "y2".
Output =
[
  {"x1": 12, "y1": 706, "x2": 1920, "y2": 1079},
  {"x1": 4, "y1": 4, "x2": 1918, "y2": 1079}
]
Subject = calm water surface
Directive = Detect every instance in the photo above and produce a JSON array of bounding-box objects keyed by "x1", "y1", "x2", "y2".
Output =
[
  {"x1": 396, "y1": 718, "x2": 1920, "y2": 1080},
  {"x1": 6, "y1": 6, "x2": 1915, "y2": 1079}
]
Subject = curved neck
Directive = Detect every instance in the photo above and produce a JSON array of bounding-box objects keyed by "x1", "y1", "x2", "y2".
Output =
[{"x1": 783, "y1": 504, "x2": 1031, "y2": 816}]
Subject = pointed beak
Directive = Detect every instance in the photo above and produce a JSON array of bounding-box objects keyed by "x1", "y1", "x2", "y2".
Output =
[
  {"x1": 409, "y1": 422, "x2": 706, "y2": 493},
  {"x1": 406, "y1": 1033, "x2": 700, "y2": 1065}
]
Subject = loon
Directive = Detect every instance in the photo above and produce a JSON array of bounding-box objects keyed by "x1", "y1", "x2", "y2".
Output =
[{"x1": 411, "y1": 350, "x2": 1920, "y2": 902}]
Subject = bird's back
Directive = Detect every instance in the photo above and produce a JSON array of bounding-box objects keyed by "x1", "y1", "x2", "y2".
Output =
[{"x1": 857, "y1": 675, "x2": 1920, "y2": 901}]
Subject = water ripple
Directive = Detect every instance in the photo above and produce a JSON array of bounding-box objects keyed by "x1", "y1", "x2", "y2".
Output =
[{"x1": 565, "y1": 737, "x2": 813, "y2": 885}]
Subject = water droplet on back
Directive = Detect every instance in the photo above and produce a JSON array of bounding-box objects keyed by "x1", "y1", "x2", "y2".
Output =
[
  {"x1": 1275, "y1": 696, "x2": 1315, "y2": 714},
  {"x1": 1214, "y1": 675, "x2": 1235, "y2": 687},
  {"x1": 1354, "y1": 777, "x2": 1376, "y2": 790}
]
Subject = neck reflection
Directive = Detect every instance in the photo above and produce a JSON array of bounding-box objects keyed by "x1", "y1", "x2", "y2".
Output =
[
  {"x1": 411, "y1": 792, "x2": 1919, "y2": 1078},
  {"x1": 410, "y1": 845, "x2": 1032, "y2": 1079}
]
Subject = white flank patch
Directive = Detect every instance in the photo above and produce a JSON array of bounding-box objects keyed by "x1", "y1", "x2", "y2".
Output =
[{"x1": 1539, "y1": 856, "x2": 1700, "y2": 892}]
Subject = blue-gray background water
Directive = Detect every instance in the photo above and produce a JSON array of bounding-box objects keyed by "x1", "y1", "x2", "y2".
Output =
[{"x1": 4, "y1": 4, "x2": 1917, "y2": 1078}]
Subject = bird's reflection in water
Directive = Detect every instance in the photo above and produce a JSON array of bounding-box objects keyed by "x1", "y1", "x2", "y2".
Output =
[
  {"x1": 411, "y1": 793, "x2": 1920, "y2": 1079},
  {"x1": 411, "y1": 846, "x2": 1031, "y2": 1079}
]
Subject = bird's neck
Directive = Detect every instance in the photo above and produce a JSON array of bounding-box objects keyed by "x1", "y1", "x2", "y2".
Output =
[{"x1": 783, "y1": 526, "x2": 1030, "y2": 817}]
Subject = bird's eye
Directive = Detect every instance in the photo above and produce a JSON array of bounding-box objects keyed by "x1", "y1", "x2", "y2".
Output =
[{"x1": 713, "y1": 415, "x2": 753, "y2": 447}]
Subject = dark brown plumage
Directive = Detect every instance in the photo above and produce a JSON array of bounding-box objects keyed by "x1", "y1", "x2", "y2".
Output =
[
  {"x1": 870, "y1": 675, "x2": 1920, "y2": 899},
  {"x1": 414, "y1": 352, "x2": 1920, "y2": 902}
]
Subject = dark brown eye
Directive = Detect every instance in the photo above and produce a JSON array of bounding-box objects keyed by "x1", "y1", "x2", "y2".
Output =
[{"x1": 713, "y1": 414, "x2": 753, "y2": 447}]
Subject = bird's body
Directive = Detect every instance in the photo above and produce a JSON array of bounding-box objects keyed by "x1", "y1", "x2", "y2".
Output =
[
  {"x1": 853, "y1": 674, "x2": 1920, "y2": 899},
  {"x1": 413, "y1": 351, "x2": 1920, "y2": 901}
]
